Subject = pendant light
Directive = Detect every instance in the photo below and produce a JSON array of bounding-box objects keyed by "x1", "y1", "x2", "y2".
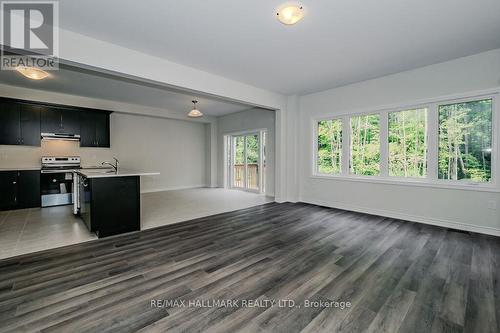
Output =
[{"x1": 188, "y1": 100, "x2": 203, "y2": 118}]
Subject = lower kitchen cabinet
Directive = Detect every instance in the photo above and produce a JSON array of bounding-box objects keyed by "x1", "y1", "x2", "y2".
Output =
[
  {"x1": 17, "y1": 170, "x2": 41, "y2": 209},
  {"x1": 0, "y1": 170, "x2": 41, "y2": 211},
  {"x1": 80, "y1": 175, "x2": 140, "y2": 237},
  {"x1": 0, "y1": 171, "x2": 17, "y2": 210}
]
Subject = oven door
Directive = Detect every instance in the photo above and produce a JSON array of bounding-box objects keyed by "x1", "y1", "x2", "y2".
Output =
[{"x1": 40, "y1": 172, "x2": 74, "y2": 207}]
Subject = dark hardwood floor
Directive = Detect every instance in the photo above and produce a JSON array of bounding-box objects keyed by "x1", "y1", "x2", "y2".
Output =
[{"x1": 0, "y1": 202, "x2": 499, "y2": 333}]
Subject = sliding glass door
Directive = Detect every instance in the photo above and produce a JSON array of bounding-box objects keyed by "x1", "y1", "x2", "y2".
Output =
[
  {"x1": 233, "y1": 136, "x2": 246, "y2": 188},
  {"x1": 227, "y1": 131, "x2": 265, "y2": 193}
]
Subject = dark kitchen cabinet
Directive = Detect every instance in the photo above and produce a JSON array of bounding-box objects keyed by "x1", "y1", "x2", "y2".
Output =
[
  {"x1": 80, "y1": 175, "x2": 140, "y2": 237},
  {"x1": 0, "y1": 170, "x2": 40, "y2": 211},
  {"x1": 20, "y1": 104, "x2": 42, "y2": 146},
  {"x1": 80, "y1": 111, "x2": 110, "y2": 148},
  {"x1": 0, "y1": 171, "x2": 18, "y2": 210},
  {"x1": 41, "y1": 107, "x2": 80, "y2": 135},
  {"x1": 17, "y1": 170, "x2": 41, "y2": 208},
  {"x1": 1, "y1": 97, "x2": 113, "y2": 148},
  {"x1": 0, "y1": 101, "x2": 41, "y2": 146},
  {"x1": 0, "y1": 102, "x2": 20, "y2": 145}
]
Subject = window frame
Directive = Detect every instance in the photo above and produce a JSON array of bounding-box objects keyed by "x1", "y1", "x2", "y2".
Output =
[
  {"x1": 314, "y1": 118, "x2": 344, "y2": 176},
  {"x1": 348, "y1": 113, "x2": 382, "y2": 177},
  {"x1": 311, "y1": 89, "x2": 499, "y2": 192},
  {"x1": 387, "y1": 107, "x2": 429, "y2": 180}
]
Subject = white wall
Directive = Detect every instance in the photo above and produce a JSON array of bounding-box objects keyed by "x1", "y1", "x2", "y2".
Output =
[
  {"x1": 298, "y1": 49, "x2": 500, "y2": 235},
  {"x1": 217, "y1": 109, "x2": 276, "y2": 196},
  {"x1": 110, "y1": 113, "x2": 206, "y2": 192}
]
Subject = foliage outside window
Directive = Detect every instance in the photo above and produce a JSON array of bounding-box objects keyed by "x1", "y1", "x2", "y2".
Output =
[
  {"x1": 317, "y1": 119, "x2": 342, "y2": 174},
  {"x1": 234, "y1": 136, "x2": 245, "y2": 165},
  {"x1": 350, "y1": 114, "x2": 380, "y2": 175},
  {"x1": 245, "y1": 135, "x2": 259, "y2": 164},
  {"x1": 438, "y1": 99, "x2": 492, "y2": 182},
  {"x1": 389, "y1": 108, "x2": 427, "y2": 177}
]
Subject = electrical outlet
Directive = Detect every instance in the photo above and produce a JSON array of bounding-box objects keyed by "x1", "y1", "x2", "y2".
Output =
[{"x1": 487, "y1": 200, "x2": 497, "y2": 210}]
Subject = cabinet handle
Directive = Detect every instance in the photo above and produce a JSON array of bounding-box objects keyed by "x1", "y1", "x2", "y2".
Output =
[
  {"x1": 52, "y1": 179, "x2": 57, "y2": 183},
  {"x1": 12, "y1": 181, "x2": 16, "y2": 184}
]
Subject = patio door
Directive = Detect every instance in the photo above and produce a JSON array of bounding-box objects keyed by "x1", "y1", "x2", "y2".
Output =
[{"x1": 227, "y1": 131, "x2": 265, "y2": 193}]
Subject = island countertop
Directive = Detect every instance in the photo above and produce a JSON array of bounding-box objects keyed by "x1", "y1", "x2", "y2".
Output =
[{"x1": 77, "y1": 169, "x2": 160, "y2": 178}]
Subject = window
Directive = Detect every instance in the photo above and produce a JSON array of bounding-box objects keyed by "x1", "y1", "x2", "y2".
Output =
[
  {"x1": 438, "y1": 99, "x2": 492, "y2": 182},
  {"x1": 388, "y1": 108, "x2": 427, "y2": 177},
  {"x1": 313, "y1": 92, "x2": 496, "y2": 188},
  {"x1": 350, "y1": 114, "x2": 380, "y2": 175},
  {"x1": 317, "y1": 119, "x2": 342, "y2": 174}
]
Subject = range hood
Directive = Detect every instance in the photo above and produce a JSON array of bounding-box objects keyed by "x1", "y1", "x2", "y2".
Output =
[{"x1": 41, "y1": 133, "x2": 81, "y2": 141}]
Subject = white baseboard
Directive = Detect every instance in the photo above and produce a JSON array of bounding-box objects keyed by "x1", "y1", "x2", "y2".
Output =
[
  {"x1": 302, "y1": 198, "x2": 500, "y2": 237},
  {"x1": 141, "y1": 185, "x2": 207, "y2": 194}
]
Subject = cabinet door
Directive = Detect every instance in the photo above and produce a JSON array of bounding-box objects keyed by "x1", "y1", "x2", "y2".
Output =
[
  {"x1": 17, "y1": 170, "x2": 41, "y2": 208},
  {"x1": 0, "y1": 102, "x2": 21, "y2": 145},
  {"x1": 20, "y1": 104, "x2": 41, "y2": 146},
  {"x1": 41, "y1": 108, "x2": 62, "y2": 133},
  {"x1": 79, "y1": 111, "x2": 97, "y2": 147},
  {"x1": 0, "y1": 171, "x2": 18, "y2": 210},
  {"x1": 95, "y1": 113, "x2": 110, "y2": 147},
  {"x1": 60, "y1": 109, "x2": 80, "y2": 135}
]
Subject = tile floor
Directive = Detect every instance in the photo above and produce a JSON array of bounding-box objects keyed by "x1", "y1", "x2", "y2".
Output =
[
  {"x1": 141, "y1": 187, "x2": 274, "y2": 229},
  {"x1": 0, "y1": 188, "x2": 273, "y2": 259},
  {"x1": 0, "y1": 205, "x2": 96, "y2": 260}
]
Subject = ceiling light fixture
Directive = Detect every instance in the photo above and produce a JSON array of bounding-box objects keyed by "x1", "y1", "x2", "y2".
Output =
[
  {"x1": 276, "y1": 4, "x2": 304, "y2": 25},
  {"x1": 188, "y1": 100, "x2": 203, "y2": 118},
  {"x1": 15, "y1": 66, "x2": 50, "y2": 80}
]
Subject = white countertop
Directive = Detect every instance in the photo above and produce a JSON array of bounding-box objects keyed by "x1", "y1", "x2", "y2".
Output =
[
  {"x1": 77, "y1": 169, "x2": 160, "y2": 178},
  {"x1": 0, "y1": 167, "x2": 41, "y2": 171}
]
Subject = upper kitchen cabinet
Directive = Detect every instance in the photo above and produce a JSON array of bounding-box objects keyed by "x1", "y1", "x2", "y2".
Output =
[
  {"x1": 1, "y1": 97, "x2": 112, "y2": 147},
  {"x1": 20, "y1": 104, "x2": 43, "y2": 146},
  {"x1": 80, "y1": 111, "x2": 111, "y2": 148},
  {"x1": 41, "y1": 107, "x2": 81, "y2": 135},
  {"x1": 0, "y1": 100, "x2": 41, "y2": 146}
]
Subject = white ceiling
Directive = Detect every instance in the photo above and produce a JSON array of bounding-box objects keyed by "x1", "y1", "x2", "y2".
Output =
[
  {"x1": 58, "y1": 0, "x2": 500, "y2": 95},
  {"x1": 0, "y1": 65, "x2": 255, "y2": 117}
]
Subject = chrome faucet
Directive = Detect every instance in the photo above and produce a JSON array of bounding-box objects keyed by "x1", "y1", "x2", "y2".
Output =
[{"x1": 102, "y1": 157, "x2": 119, "y2": 172}]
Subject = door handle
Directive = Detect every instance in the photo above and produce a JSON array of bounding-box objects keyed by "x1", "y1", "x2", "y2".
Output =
[
  {"x1": 52, "y1": 179, "x2": 57, "y2": 183},
  {"x1": 12, "y1": 181, "x2": 16, "y2": 184}
]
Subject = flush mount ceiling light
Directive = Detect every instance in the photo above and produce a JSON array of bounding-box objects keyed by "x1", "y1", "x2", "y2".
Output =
[
  {"x1": 276, "y1": 4, "x2": 304, "y2": 25},
  {"x1": 188, "y1": 100, "x2": 203, "y2": 118},
  {"x1": 15, "y1": 66, "x2": 50, "y2": 80}
]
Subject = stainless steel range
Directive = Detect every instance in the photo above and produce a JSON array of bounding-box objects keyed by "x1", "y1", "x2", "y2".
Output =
[{"x1": 41, "y1": 156, "x2": 81, "y2": 207}]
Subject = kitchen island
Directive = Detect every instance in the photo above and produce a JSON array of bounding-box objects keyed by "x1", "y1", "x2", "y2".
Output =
[{"x1": 77, "y1": 169, "x2": 159, "y2": 238}]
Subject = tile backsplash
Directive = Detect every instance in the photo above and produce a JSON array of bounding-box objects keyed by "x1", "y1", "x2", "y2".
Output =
[{"x1": 0, "y1": 140, "x2": 115, "y2": 168}]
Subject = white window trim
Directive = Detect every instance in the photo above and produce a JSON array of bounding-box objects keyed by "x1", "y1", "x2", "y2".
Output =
[
  {"x1": 311, "y1": 88, "x2": 500, "y2": 192},
  {"x1": 313, "y1": 118, "x2": 343, "y2": 176}
]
